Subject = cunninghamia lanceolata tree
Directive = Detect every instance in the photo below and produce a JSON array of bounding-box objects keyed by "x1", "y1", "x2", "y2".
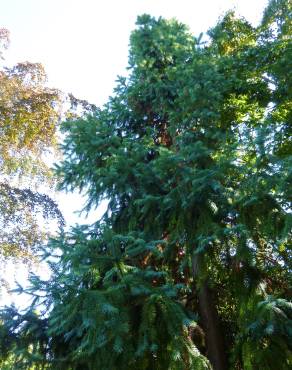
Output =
[{"x1": 0, "y1": 1, "x2": 291, "y2": 369}]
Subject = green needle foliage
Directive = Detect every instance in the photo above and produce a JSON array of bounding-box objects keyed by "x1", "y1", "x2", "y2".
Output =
[{"x1": 0, "y1": 1, "x2": 291, "y2": 369}]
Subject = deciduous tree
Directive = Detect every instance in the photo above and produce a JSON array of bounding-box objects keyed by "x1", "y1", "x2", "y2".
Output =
[{"x1": 0, "y1": 29, "x2": 64, "y2": 274}]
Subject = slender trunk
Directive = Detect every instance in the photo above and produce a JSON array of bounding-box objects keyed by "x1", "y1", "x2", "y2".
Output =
[{"x1": 192, "y1": 254, "x2": 227, "y2": 370}]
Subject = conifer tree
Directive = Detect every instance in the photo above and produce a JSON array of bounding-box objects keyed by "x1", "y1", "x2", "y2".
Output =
[{"x1": 0, "y1": 1, "x2": 291, "y2": 369}]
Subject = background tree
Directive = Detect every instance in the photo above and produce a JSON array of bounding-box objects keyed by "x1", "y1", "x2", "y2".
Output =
[
  {"x1": 0, "y1": 29, "x2": 64, "y2": 280},
  {"x1": 0, "y1": 1, "x2": 291, "y2": 369}
]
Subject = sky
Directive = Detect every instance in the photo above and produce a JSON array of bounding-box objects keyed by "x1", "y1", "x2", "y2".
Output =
[
  {"x1": 0, "y1": 0, "x2": 269, "y2": 305},
  {"x1": 2, "y1": 0, "x2": 269, "y2": 106}
]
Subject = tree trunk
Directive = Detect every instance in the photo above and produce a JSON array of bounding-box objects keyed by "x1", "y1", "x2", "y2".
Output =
[{"x1": 192, "y1": 254, "x2": 227, "y2": 370}]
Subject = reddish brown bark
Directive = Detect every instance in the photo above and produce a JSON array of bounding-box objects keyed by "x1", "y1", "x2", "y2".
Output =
[{"x1": 192, "y1": 254, "x2": 227, "y2": 370}]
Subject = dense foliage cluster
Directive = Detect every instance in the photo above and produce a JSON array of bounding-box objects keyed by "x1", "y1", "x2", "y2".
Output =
[{"x1": 0, "y1": 1, "x2": 291, "y2": 369}]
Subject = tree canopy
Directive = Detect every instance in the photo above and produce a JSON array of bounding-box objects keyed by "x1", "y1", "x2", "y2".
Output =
[
  {"x1": 0, "y1": 1, "x2": 291, "y2": 369},
  {"x1": 0, "y1": 29, "x2": 64, "y2": 271}
]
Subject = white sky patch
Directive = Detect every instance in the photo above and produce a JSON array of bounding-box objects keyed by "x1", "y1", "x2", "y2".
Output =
[{"x1": 2, "y1": 0, "x2": 268, "y2": 105}]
